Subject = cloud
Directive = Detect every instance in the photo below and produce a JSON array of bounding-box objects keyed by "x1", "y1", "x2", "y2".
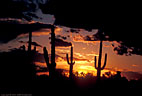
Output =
[
  {"x1": 132, "y1": 64, "x2": 138, "y2": 67},
  {"x1": 74, "y1": 52, "x2": 85, "y2": 58},
  {"x1": 2, "y1": 0, "x2": 139, "y2": 33},
  {"x1": 73, "y1": 58, "x2": 89, "y2": 62},
  {"x1": 62, "y1": 52, "x2": 90, "y2": 62},
  {"x1": 1, "y1": 0, "x2": 142, "y2": 56},
  {"x1": 73, "y1": 33, "x2": 100, "y2": 43},
  {"x1": 55, "y1": 38, "x2": 72, "y2": 47},
  {"x1": 70, "y1": 28, "x2": 80, "y2": 33},
  {"x1": 0, "y1": 19, "x2": 53, "y2": 43},
  {"x1": 56, "y1": 35, "x2": 67, "y2": 40},
  {"x1": 73, "y1": 34, "x2": 94, "y2": 44},
  {"x1": 52, "y1": 49, "x2": 90, "y2": 62},
  {"x1": 41, "y1": 0, "x2": 108, "y2": 30},
  {"x1": 0, "y1": 0, "x2": 49, "y2": 21},
  {"x1": 19, "y1": 41, "x2": 42, "y2": 47},
  {"x1": 17, "y1": 28, "x2": 51, "y2": 39},
  {"x1": 41, "y1": 0, "x2": 141, "y2": 31},
  {"x1": 56, "y1": 48, "x2": 69, "y2": 54},
  {"x1": 30, "y1": 42, "x2": 42, "y2": 47},
  {"x1": 112, "y1": 41, "x2": 142, "y2": 56},
  {"x1": 0, "y1": 18, "x2": 29, "y2": 24},
  {"x1": 33, "y1": 51, "x2": 89, "y2": 66},
  {"x1": 73, "y1": 30, "x2": 142, "y2": 56},
  {"x1": 86, "y1": 53, "x2": 99, "y2": 57},
  {"x1": 39, "y1": 0, "x2": 142, "y2": 56},
  {"x1": 73, "y1": 34, "x2": 85, "y2": 42},
  {"x1": 33, "y1": 51, "x2": 67, "y2": 64}
]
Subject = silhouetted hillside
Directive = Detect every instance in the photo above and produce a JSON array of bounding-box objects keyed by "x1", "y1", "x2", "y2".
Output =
[{"x1": 122, "y1": 71, "x2": 142, "y2": 80}]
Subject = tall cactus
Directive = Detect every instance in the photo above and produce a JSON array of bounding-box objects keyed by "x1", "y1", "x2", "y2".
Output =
[
  {"x1": 66, "y1": 46, "x2": 75, "y2": 79},
  {"x1": 94, "y1": 40, "x2": 107, "y2": 80},
  {"x1": 43, "y1": 26, "x2": 56, "y2": 78},
  {"x1": 28, "y1": 31, "x2": 32, "y2": 52},
  {"x1": 51, "y1": 26, "x2": 56, "y2": 67}
]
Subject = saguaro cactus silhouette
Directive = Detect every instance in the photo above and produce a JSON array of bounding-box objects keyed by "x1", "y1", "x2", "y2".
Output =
[
  {"x1": 28, "y1": 31, "x2": 32, "y2": 52},
  {"x1": 43, "y1": 26, "x2": 56, "y2": 78},
  {"x1": 43, "y1": 47, "x2": 56, "y2": 78},
  {"x1": 51, "y1": 26, "x2": 56, "y2": 67},
  {"x1": 94, "y1": 40, "x2": 107, "y2": 79},
  {"x1": 66, "y1": 46, "x2": 75, "y2": 79}
]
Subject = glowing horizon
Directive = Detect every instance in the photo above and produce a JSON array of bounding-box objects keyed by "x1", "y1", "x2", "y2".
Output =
[{"x1": 1, "y1": 26, "x2": 142, "y2": 78}]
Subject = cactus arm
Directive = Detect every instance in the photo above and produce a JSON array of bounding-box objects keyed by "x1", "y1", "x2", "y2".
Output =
[
  {"x1": 71, "y1": 46, "x2": 75, "y2": 65},
  {"x1": 66, "y1": 54, "x2": 70, "y2": 64},
  {"x1": 101, "y1": 53, "x2": 107, "y2": 70},
  {"x1": 43, "y1": 47, "x2": 50, "y2": 67},
  {"x1": 73, "y1": 61, "x2": 75, "y2": 65},
  {"x1": 71, "y1": 46, "x2": 73, "y2": 64},
  {"x1": 94, "y1": 56, "x2": 98, "y2": 69},
  {"x1": 98, "y1": 40, "x2": 103, "y2": 68},
  {"x1": 51, "y1": 26, "x2": 56, "y2": 66}
]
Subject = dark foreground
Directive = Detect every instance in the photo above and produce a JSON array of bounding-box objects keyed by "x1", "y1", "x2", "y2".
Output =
[{"x1": 0, "y1": 49, "x2": 142, "y2": 96}]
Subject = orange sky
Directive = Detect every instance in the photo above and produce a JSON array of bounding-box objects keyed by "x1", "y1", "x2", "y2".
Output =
[{"x1": 0, "y1": 26, "x2": 142, "y2": 77}]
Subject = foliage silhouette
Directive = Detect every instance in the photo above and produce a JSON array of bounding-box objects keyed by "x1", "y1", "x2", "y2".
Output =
[
  {"x1": 0, "y1": 46, "x2": 142, "y2": 95},
  {"x1": 0, "y1": 45, "x2": 36, "y2": 91}
]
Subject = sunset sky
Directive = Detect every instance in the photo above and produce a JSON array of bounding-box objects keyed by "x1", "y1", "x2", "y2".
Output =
[
  {"x1": 0, "y1": 17, "x2": 142, "y2": 79},
  {"x1": 1, "y1": 1, "x2": 142, "y2": 95},
  {"x1": 0, "y1": 0, "x2": 142, "y2": 80}
]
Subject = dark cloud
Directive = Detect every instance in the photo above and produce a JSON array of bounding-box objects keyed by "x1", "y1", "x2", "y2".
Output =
[
  {"x1": 41, "y1": 0, "x2": 141, "y2": 31},
  {"x1": 55, "y1": 38, "x2": 72, "y2": 47},
  {"x1": 73, "y1": 31, "x2": 107, "y2": 42},
  {"x1": 112, "y1": 41, "x2": 142, "y2": 56},
  {"x1": 70, "y1": 29, "x2": 80, "y2": 33},
  {"x1": 1, "y1": 0, "x2": 141, "y2": 32},
  {"x1": 74, "y1": 30, "x2": 142, "y2": 56},
  {"x1": 56, "y1": 35, "x2": 67, "y2": 40},
  {"x1": 0, "y1": 20, "x2": 53, "y2": 43},
  {"x1": 19, "y1": 41, "x2": 42, "y2": 47},
  {"x1": 41, "y1": 0, "x2": 106, "y2": 30},
  {"x1": 40, "y1": 0, "x2": 142, "y2": 55},
  {"x1": 1, "y1": 0, "x2": 142, "y2": 56},
  {"x1": 0, "y1": 0, "x2": 49, "y2": 21},
  {"x1": 83, "y1": 35, "x2": 94, "y2": 41},
  {"x1": 88, "y1": 31, "x2": 142, "y2": 56}
]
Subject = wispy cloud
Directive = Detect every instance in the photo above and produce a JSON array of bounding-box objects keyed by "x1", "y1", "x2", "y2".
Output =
[
  {"x1": 132, "y1": 64, "x2": 138, "y2": 67},
  {"x1": 73, "y1": 34, "x2": 96, "y2": 44},
  {"x1": 86, "y1": 53, "x2": 99, "y2": 57},
  {"x1": 74, "y1": 52, "x2": 86, "y2": 58}
]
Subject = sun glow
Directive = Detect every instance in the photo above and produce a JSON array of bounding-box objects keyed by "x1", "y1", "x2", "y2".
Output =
[
  {"x1": 35, "y1": 60, "x2": 116, "y2": 77},
  {"x1": 55, "y1": 27, "x2": 63, "y2": 34}
]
